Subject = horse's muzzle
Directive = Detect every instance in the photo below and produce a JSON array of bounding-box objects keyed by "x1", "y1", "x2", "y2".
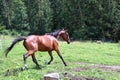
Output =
[{"x1": 67, "y1": 40, "x2": 71, "y2": 44}]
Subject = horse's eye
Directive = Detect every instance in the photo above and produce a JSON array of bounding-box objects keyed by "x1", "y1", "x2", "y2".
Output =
[{"x1": 66, "y1": 33, "x2": 68, "y2": 36}]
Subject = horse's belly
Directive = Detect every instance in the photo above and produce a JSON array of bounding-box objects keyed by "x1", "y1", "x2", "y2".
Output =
[{"x1": 38, "y1": 46, "x2": 53, "y2": 51}]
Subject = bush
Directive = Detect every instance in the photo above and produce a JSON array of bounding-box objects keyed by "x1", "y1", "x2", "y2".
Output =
[
  {"x1": 0, "y1": 25, "x2": 10, "y2": 35},
  {"x1": 0, "y1": 25, "x2": 21, "y2": 36}
]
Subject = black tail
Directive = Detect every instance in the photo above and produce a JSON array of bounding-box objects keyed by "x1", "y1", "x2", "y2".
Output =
[{"x1": 5, "y1": 37, "x2": 26, "y2": 57}]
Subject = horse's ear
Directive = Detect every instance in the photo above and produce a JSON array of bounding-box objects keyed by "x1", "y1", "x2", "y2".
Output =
[
  {"x1": 62, "y1": 28, "x2": 67, "y2": 31},
  {"x1": 65, "y1": 29, "x2": 68, "y2": 32},
  {"x1": 62, "y1": 28, "x2": 68, "y2": 32}
]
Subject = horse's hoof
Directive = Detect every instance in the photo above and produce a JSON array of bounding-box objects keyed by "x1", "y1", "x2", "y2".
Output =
[
  {"x1": 64, "y1": 63, "x2": 68, "y2": 66},
  {"x1": 21, "y1": 66, "x2": 28, "y2": 70},
  {"x1": 36, "y1": 66, "x2": 42, "y2": 69},
  {"x1": 47, "y1": 62, "x2": 50, "y2": 65},
  {"x1": 45, "y1": 62, "x2": 50, "y2": 65}
]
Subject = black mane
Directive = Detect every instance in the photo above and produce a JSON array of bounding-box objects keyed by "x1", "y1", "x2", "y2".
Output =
[{"x1": 46, "y1": 29, "x2": 62, "y2": 38}]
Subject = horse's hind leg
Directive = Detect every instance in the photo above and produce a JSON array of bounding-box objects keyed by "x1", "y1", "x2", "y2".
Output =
[
  {"x1": 23, "y1": 53, "x2": 29, "y2": 69},
  {"x1": 47, "y1": 51, "x2": 53, "y2": 64},
  {"x1": 31, "y1": 54, "x2": 41, "y2": 69},
  {"x1": 23, "y1": 51, "x2": 35, "y2": 69}
]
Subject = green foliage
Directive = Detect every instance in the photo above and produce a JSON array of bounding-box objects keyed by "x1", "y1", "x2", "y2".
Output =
[
  {"x1": 0, "y1": 25, "x2": 20, "y2": 36},
  {"x1": 0, "y1": 0, "x2": 120, "y2": 41},
  {"x1": 12, "y1": 0, "x2": 29, "y2": 32},
  {"x1": 23, "y1": 0, "x2": 52, "y2": 35},
  {"x1": 0, "y1": 25, "x2": 9, "y2": 35}
]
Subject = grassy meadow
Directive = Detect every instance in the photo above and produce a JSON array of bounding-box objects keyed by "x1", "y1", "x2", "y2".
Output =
[{"x1": 0, "y1": 39, "x2": 120, "y2": 80}]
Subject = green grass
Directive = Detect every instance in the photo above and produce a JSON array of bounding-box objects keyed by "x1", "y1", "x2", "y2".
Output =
[{"x1": 0, "y1": 40, "x2": 120, "y2": 80}]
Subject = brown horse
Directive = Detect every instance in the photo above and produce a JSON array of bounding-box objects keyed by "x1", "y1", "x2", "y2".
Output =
[{"x1": 5, "y1": 29, "x2": 70, "y2": 69}]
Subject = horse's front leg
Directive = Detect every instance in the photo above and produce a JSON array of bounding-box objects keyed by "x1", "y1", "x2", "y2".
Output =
[
  {"x1": 55, "y1": 49, "x2": 67, "y2": 66},
  {"x1": 47, "y1": 51, "x2": 53, "y2": 64}
]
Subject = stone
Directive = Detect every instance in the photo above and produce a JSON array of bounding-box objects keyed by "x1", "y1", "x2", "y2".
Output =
[{"x1": 44, "y1": 73, "x2": 60, "y2": 80}]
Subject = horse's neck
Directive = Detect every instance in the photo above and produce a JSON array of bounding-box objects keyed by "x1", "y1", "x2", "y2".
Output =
[
  {"x1": 46, "y1": 30, "x2": 62, "y2": 39},
  {"x1": 56, "y1": 33, "x2": 63, "y2": 40}
]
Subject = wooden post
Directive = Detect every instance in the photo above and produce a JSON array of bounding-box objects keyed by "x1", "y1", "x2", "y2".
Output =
[{"x1": 44, "y1": 73, "x2": 60, "y2": 80}]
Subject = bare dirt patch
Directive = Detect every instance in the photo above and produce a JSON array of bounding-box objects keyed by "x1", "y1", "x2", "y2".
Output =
[
  {"x1": 64, "y1": 72, "x2": 104, "y2": 80},
  {"x1": 76, "y1": 62, "x2": 120, "y2": 72},
  {"x1": 63, "y1": 62, "x2": 120, "y2": 80}
]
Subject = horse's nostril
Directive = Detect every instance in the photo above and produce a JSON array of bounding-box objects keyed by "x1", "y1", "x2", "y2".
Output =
[{"x1": 67, "y1": 42, "x2": 70, "y2": 44}]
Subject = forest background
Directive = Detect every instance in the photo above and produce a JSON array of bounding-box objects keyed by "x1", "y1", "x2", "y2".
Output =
[{"x1": 0, "y1": 0, "x2": 120, "y2": 42}]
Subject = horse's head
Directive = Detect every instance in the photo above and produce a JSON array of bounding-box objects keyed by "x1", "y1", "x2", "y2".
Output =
[
  {"x1": 58, "y1": 29, "x2": 71, "y2": 44},
  {"x1": 46, "y1": 29, "x2": 71, "y2": 44}
]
